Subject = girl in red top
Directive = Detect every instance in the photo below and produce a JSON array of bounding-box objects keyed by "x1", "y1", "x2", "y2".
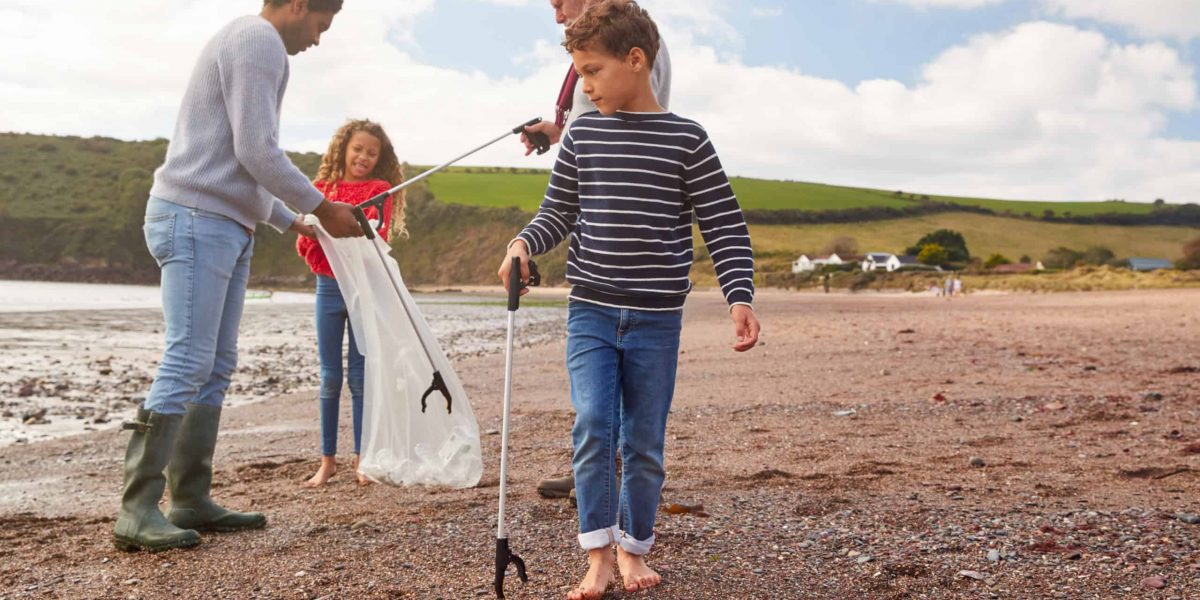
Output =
[{"x1": 298, "y1": 119, "x2": 407, "y2": 487}]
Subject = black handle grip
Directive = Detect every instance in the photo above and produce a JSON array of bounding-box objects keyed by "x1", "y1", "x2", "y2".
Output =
[
  {"x1": 515, "y1": 117, "x2": 552, "y2": 155},
  {"x1": 507, "y1": 257, "x2": 522, "y2": 312},
  {"x1": 506, "y1": 258, "x2": 541, "y2": 312},
  {"x1": 351, "y1": 192, "x2": 391, "y2": 241},
  {"x1": 512, "y1": 117, "x2": 542, "y2": 135},
  {"x1": 528, "y1": 131, "x2": 550, "y2": 155},
  {"x1": 352, "y1": 206, "x2": 374, "y2": 241}
]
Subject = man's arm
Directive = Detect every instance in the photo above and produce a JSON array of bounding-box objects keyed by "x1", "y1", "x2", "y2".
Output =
[
  {"x1": 651, "y1": 39, "x2": 671, "y2": 109},
  {"x1": 218, "y1": 27, "x2": 361, "y2": 237},
  {"x1": 218, "y1": 28, "x2": 326, "y2": 215}
]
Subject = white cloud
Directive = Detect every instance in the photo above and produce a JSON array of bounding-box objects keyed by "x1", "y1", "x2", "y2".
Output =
[
  {"x1": 875, "y1": 0, "x2": 1006, "y2": 9},
  {"x1": 1, "y1": 2, "x2": 1198, "y2": 204},
  {"x1": 666, "y1": 20, "x2": 1199, "y2": 202},
  {"x1": 1043, "y1": 0, "x2": 1200, "y2": 41},
  {"x1": 751, "y1": 7, "x2": 783, "y2": 18}
]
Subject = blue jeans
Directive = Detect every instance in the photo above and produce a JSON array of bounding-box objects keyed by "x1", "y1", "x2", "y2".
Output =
[
  {"x1": 142, "y1": 197, "x2": 254, "y2": 416},
  {"x1": 315, "y1": 275, "x2": 365, "y2": 456},
  {"x1": 567, "y1": 300, "x2": 682, "y2": 554}
]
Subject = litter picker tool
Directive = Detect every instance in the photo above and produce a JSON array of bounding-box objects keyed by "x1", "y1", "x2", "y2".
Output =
[
  {"x1": 494, "y1": 256, "x2": 540, "y2": 599},
  {"x1": 349, "y1": 118, "x2": 551, "y2": 414}
]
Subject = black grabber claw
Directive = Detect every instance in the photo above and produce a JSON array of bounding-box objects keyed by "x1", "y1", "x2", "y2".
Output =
[
  {"x1": 420, "y1": 370, "x2": 452, "y2": 414},
  {"x1": 494, "y1": 538, "x2": 528, "y2": 598}
]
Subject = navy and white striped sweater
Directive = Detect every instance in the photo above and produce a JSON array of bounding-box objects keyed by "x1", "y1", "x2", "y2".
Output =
[{"x1": 516, "y1": 111, "x2": 755, "y2": 311}]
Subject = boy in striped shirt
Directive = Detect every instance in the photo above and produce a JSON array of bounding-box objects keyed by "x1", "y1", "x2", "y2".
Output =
[{"x1": 499, "y1": 1, "x2": 760, "y2": 597}]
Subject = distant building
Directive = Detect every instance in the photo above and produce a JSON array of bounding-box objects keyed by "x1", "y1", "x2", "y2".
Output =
[
  {"x1": 792, "y1": 253, "x2": 845, "y2": 273},
  {"x1": 1126, "y1": 258, "x2": 1174, "y2": 272},
  {"x1": 861, "y1": 253, "x2": 896, "y2": 272}
]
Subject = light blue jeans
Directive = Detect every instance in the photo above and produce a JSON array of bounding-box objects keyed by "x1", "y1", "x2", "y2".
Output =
[
  {"x1": 567, "y1": 300, "x2": 682, "y2": 555},
  {"x1": 142, "y1": 197, "x2": 254, "y2": 416},
  {"x1": 315, "y1": 275, "x2": 365, "y2": 456}
]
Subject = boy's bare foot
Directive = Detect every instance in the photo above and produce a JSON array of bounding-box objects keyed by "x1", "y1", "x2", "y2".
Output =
[
  {"x1": 303, "y1": 456, "x2": 337, "y2": 488},
  {"x1": 567, "y1": 547, "x2": 615, "y2": 600},
  {"x1": 353, "y1": 454, "x2": 370, "y2": 486},
  {"x1": 616, "y1": 546, "x2": 661, "y2": 593}
]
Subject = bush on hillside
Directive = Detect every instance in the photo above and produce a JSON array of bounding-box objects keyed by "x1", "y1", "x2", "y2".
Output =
[
  {"x1": 918, "y1": 243, "x2": 949, "y2": 266},
  {"x1": 906, "y1": 229, "x2": 969, "y2": 262},
  {"x1": 1043, "y1": 247, "x2": 1082, "y2": 269},
  {"x1": 1081, "y1": 246, "x2": 1115, "y2": 266},
  {"x1": 985, "y1": 254, "x2": 1012, "y2": 269},
  {"x1": 1179, "y1": 237, "x2": 1200, "y2": 270}
]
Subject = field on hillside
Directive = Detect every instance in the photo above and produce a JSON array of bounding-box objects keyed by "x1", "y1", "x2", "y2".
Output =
[
  {"x1": 424, "y1": 168, "x2": 1161, "y2": 215},
  {"x1": 744, "y1": 213, "x2": 1199, "y2": 261}
]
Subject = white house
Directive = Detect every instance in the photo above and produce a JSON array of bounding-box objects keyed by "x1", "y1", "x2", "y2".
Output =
[
  {"x1": 861, "y1": 252, "x2": 898, "y2": 272},
  {"x1": 792, "y1": 253, "x2": 844, "y2": 273},
  {"x1": 861, "y1": 253, "x2": 927, "y2": 272}
]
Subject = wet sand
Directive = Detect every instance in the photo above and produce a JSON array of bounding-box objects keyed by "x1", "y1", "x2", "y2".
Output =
[
  {"x1": 1, "y1": 289, "x2": 1198, "y2": 599},
  {"x1": 0, "y1": 292, "x2": 567, "y2": 447}
]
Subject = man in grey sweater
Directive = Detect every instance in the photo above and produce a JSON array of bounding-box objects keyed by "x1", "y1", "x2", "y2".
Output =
[{"x1": 114, "y1": 0, "x2": 361, "y2": 553}]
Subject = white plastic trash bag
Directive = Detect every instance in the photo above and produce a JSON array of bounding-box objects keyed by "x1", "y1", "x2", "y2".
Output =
[{"x1": 312, "y1": 220, "x2": 482, "y2": 488}]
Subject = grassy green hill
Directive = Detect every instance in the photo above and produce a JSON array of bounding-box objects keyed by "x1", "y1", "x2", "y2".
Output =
[
  {"x1": 1, "y1": 132, "x2": 1196, "y2": 287},
  {"x1": 746, "y1": 213, "x2": 1198, "y2": 271},
  {"x1": 424, "y1": 168, "x2": 1163, "y2": 215}
]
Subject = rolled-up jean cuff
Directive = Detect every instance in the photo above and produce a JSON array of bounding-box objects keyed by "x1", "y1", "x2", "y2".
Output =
[
  {"x1": 617, "y1": 531, "x2": 655, "y2": 555},
  {"x1": 578, "y1": 525, "x2": 619, "y2": 550}
]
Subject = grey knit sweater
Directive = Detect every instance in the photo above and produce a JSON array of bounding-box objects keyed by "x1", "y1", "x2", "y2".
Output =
[{"x1": 149, "y1": 15, "x2": 325, "y2": 232}]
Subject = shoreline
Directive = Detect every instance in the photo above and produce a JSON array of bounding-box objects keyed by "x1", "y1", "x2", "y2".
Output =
[{"x1": 0, "y1": 293, "x2": 569, "y2": 449}]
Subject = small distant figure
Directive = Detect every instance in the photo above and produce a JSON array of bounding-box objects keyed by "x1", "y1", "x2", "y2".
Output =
[
  {"x1": 822, "y1": 273, "x2": 830, "y2": 294},
  {"x1": 953, "y1": 276, "x2": 964, "y2": 297},
  {"x1": 943, "y1": 275, "x2": 954, "y2": 299}
]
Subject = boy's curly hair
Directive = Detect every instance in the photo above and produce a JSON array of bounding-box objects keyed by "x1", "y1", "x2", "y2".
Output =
[
  {"x1": 563, "y1": 0, "x2": 659, "y2": 68},
  {"x1": 263, "y1": 0, "x2": 343, "y2": 13},
  {"x1": 316, "y1": 119, "x2": 409, "y2": 240}
]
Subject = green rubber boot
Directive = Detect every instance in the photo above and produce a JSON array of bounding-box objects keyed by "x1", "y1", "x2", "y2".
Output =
[
  {"x1": 166, "y1": 403, "x2": 266, "y2": 532},
  {"x1": 113, "y1": 408, "x2": 202, "y2": 552}
]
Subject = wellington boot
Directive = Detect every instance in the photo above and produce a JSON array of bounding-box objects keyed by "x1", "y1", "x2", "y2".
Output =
[
  {"x1": 113, "y1": 407, "x2": 201, "y2": 552},
  {"x1": 166, "y1": 403, "x2": 266, "y2": 532}
]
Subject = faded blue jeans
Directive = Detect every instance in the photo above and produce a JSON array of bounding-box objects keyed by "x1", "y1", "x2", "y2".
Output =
[
  {"x1": 567, "y1": 300, "x2": 682, "y2": 555},
  {"x1": 142, "y1": 197, "x2": 254, "y2": 416},
  {"x1": 314, "y1": 275, "x2": 364, "y2": 456}
]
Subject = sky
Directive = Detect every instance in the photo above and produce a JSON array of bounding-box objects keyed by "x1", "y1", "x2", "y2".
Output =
[{"x1": 2, "y1": 0, "x2": 1199, "y2": 203}]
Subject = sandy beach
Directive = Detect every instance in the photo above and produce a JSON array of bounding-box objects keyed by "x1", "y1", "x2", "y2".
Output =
[{"x1": 1, "y1": 288, "x2": 1198, "y2": 599}]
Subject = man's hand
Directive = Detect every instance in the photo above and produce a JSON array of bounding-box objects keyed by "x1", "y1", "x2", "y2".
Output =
[
  {"x1": 312, "y1": 200, "x2": 364, "y2": 238},
  {"x1": 290, "y1": 215, "x2": 316, "y2": 239},
  {"x1": 521, "y1": 121, "x2": 563, "y2": 156},
  {"x1": 498, "y1": 239, "x2": 533, "y2": 296},
  {"x1": 730, "y1": 305, "x2": 760, "y2": 352}
]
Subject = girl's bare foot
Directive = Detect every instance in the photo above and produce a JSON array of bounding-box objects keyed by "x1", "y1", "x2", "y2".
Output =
[
  {"x1": 567, "y1": 547, "x2": 615, "y2": 600},
  {"x1": 353, "y1": 454, "x2": 370, "y2": 486},
  {"x1": 303, "y1": 456, "x2": 337, "y2": 488},
  {"x1": 616, "y1": 546, "x2": 661, "y2": 593}
]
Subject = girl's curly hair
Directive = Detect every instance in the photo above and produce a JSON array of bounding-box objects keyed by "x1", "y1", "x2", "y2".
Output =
[{"x1": 315, "y1": 119, "x2": 408, "y2": 240}]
